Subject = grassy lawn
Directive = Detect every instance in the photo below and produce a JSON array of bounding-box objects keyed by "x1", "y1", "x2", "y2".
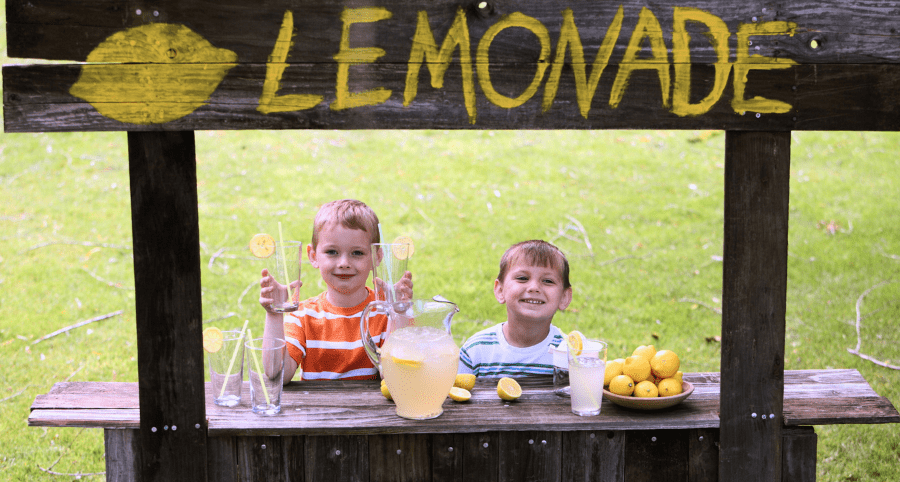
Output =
[{"x1": 1, "y1": 6, "x2": 898, "y2": 482}]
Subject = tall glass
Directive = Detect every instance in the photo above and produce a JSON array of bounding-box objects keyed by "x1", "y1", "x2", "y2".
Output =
[
  {"x1": 269, "y1": 241, "x2": 301, "y2": 313},
  {"x1": 208, "y1": 330, "x2": 245, "y2": 407},
  {"x1": 568, "y1": 339, "x2": 608, "y2": 416},
  {"x1": 370, "y1": 243, "x2": 410, "y2": 303},
  {"x1": 245, "y1": 337, "x2": 285, "y2": 416}
]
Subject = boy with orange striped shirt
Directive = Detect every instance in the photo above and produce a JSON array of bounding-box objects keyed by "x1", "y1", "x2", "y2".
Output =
[{"x1": 259, "y1": 199, "x2": 412, "y2": 384}]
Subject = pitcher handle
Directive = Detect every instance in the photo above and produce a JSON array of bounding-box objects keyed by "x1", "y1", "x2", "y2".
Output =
[{"x1": 361, "y1": 300, "x2": 388, "y2": 376}]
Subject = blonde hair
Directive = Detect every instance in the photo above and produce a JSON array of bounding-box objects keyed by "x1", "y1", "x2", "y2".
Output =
[
  {"x1": 497, "y1": 240, "x2": 571, "y2": 289},
  {"x1": 311, "y1": 199, "x2": 380, "y2": 248}
]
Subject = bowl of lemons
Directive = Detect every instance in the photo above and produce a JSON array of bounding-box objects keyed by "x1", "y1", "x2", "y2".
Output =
[{"x1": 602, "y1": 345, "x2": 694, "y2": 410}]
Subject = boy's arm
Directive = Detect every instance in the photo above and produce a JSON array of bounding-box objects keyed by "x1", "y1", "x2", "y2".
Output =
[{"x1": 262, "y1": 310, "x2": 299, "y2": 384}]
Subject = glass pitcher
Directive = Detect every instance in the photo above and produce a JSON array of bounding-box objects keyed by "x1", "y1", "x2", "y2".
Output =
[{"x1": 360, "y1": 296, "x2": 459, "y2": 420}]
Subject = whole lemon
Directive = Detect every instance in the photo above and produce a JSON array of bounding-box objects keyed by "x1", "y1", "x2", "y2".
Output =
[
  {"x1": 650, "y1": 350, "x2": 680, "y2": 378},
  {"x1": 622, "y1": 356, "x2": 652, "y2": 383},
  {"x1": 604, "y1": 358, "x2": 625, "y2": 386},
  {"x1": 631, "y1": 345, "x2": 657, "y2": 363},
  {"x1": 658, "y1": 378, "x2": 683, "y2": 397},
  {"x1": 454, "y1": 373, "x2": 477, "y2": 391},
  {"x1": 634, "y1": 380, "x2": 659, "y2": 398},
  {"x1": 672, "y1": 371, "x2": 683, "y2": 384},
  {"x1": 380, "y1": 380, "x2": 392, "y2": 400},
  {"x1": 609, "y1": 375, "x2": 635, "y2": 396}
]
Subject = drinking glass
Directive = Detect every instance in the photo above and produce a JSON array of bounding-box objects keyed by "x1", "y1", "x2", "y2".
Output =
[
  {"x1": 269, "y1": 241, "x2": 301, "y2": 312},
  {"x1": 208, "y1": 330, "x2": 245, "y2": 407},
  {"x1": 567, "y1": 339, "x2": 608, "y2": 416},
  {"x1": 245, "y1": 337, "x2": 285, "y2": 415},
  {"x1": 370, "y1": 243, "x2": 410, "y2": 303}
]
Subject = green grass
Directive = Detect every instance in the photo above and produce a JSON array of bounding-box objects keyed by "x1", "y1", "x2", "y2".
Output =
[{"x1": 2, "y1": 7, "x2": 899, "y2": 482}]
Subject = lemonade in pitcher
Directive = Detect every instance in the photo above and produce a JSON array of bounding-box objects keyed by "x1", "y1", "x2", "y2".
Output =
[{"x1": 381, "y1": 325, "x2": 459, "y2": 420}]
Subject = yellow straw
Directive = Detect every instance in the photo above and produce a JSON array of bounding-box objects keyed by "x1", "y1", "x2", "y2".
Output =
[
  {"x1": 246, "y1": 329, "x2": 271, "y2": 406},
  {"x1": 277, "y1": 222, "x2": 297, "y2": 303},
  {"x1": 219, "y1": 319, "x2": 249, "y2": 398}
]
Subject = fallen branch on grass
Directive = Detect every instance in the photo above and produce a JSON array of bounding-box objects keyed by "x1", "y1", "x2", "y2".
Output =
[
  {"x1": 0, "y1": 387, "x2": 27, "y2": 403},
  {"x1": 32, "y1": 310, "x2": 124, "y2": 345},
  {"x1": 24, "y1": 240, "x2": 130, "y2": 252},
  {"x1": 81, "y1": 267, "x2": 134, "y2": 290},
  {"x1": 550, "y1": 215, "x2": 595, "y2": 257},
  {"x1": 847, "y1": 279, "x2": 899, "y2": 370},
  {"x1": 678, "y1": 297, "x2": 722, "y2": 315},
  {"x1": 38, "y1": 454, "x2": 104, "y2": 478}
]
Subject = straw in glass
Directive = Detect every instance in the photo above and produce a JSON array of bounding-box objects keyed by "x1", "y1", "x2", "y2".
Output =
[
  {"x1": 245, "y1": 328, "x2": 271, "y2": 406},
  {"x1": 277, "y1": 222, "x2": 297, "y2": 303},
  {"x1": 219, "y1": 319, "x2": 249, "y2": 399}
]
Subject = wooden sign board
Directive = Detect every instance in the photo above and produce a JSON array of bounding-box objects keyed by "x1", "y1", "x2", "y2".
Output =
[{"x1": 4, "y1": 0, "x2": 900, "y2": 132}]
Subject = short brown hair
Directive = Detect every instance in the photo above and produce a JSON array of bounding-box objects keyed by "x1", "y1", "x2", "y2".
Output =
[
  {"x1": 311, "y1": 199, "x2": 380, "y2": 248},
  {"x1": 497, "y1": 240, "x2": 571, "y2": 289}
]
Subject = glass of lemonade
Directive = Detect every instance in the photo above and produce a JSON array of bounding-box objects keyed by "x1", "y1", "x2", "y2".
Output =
[
  {"x1": 380, "y1": 325, "x2": 459, "y2": 420},
  {"x1": 567, "y1": 338, "x2": 608, "y2": 416}
]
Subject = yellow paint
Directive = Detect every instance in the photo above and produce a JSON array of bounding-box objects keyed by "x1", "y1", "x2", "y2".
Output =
[
  {"x1": 476, "y1": 13, "x2": 550, "y2": 109},
  {"x1": 69, "y1": 23, "x2": 236, "y2": 124},
  {"x1": 542, "y1": 6, "x2": 623, "y2": 118},
  {"x1": 732, "y1": 21, "x2": 798, "y2": 114},
  {"x1": 404, "y1": 8, "x2": 476, "y2": 123},
  {"x1": 610, "y1": 7, "x2": 670, "y2": 109},
  {"x1": 331, "y1": 7, "x2": 393, "y2": 111},
  {"x1": 671, "y1": 7, "x2": 731, "y2": 117},
  {"x1": 258, "y1": 11, "x2": 323, "y2": 113}
]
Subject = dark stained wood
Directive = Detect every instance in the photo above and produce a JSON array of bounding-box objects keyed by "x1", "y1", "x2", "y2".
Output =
[
  {"x1": 689, "y1": 428, "x2": 719, "y2": 482},
  {"x1": 207, "y1": 437, "x2": 240, "y2": 482},
  {"x1": 624, "y1": 429, "x2": 689, "y2": 481},
  {"x1": 105, "y1": 429, "x2": 141, "y2": 482},
  {"x1": 5, "y1": 62, "x2": 900, "y2": 132},
  {"x1": 561, "y1": 430, "x2": 625, "y2": 481},
  {"x1": 499, "y1": 430, "x2": 561, "y2": 481},
  {"x1": 368, "y1": 434, "x2": 431, "y2": 482},
  {"x1": 127, "y1": 131, "x2": 207, "y2": 482},
  {"x1": 236, "y1": 435, "x2": 288, "y2": 481},
  {"x1": 7, "y1": 0, "x2": 900, "y2": 64},
  {"x1": 720, "y1": 131, "x2": 791, "y2": 482},
  {"x1": 461, "y1": 432, "x2": 499, "y2": 482},
  {"x1": 432, "y1": 433, "x2": 465, "y2": 482},
  {"x1": 782, "y1": 427, "x2": 817, "y2": 482},
  {"x1": 305, "y1": 435, "x2": 369, "y2": 481}
]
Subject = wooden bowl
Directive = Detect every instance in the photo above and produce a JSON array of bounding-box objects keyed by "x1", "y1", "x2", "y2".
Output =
[{"x1": 603, "y1": 381, "x2": 694, "y2": 410}]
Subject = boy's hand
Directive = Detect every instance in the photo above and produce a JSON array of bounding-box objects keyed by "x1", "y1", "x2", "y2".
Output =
[
  {"x1": 395, "y1": 271, "x2": 413, "y2": 301},
  {"x1": 259, "y1": 268, "x2": 301, "y2": 313},
  {"x1": 374, "y1": 271, "x2": 413, "y2": 302}
]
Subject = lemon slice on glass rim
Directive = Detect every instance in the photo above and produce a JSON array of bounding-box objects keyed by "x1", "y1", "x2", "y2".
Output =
[
  {"x1": 202, "y1": 327, "x2": 224, "y2": 353},
  {"x1": 566, "y1": 330, "x2": 585, "y2": 356},
  {"x1": 392, "y1": 235, "x2": 414, "y2": 260},
  {"x1": 249, "y1": 233, "x2": 275, "y2": 258}
]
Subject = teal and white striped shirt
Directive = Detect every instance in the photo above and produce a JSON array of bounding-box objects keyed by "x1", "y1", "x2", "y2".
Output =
[{"x1": 458, "y1": 323, "x2": 564, "y2": 377}]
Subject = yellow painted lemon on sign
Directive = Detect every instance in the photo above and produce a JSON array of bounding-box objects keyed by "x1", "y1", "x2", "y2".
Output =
[{"x1": 70, "y1": 23, "x2": 237, "y2": 125}]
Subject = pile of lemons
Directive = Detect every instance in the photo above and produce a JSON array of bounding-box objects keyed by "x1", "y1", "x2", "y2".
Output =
[{"x1": 605, "y1": 345, "x2": 684, "y2": 398}]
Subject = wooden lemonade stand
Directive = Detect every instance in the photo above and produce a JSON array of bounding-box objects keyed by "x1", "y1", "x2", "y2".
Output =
[{"x1": 5, "y1": 0, "x2": 899, "y2": 480}]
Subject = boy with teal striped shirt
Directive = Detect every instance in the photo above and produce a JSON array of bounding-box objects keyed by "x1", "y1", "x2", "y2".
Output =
[{"x1": 458, "y1": 240, "x2": 573, "y2": 377}]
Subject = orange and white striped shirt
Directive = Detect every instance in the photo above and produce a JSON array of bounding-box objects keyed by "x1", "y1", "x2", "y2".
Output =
[{"x1": 284, "y1": 287, "x2": 387, "y2": 381}]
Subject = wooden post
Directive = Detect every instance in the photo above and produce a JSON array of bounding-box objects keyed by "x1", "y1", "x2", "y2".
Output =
[
  {"x1": 128, "y1": 131, "x2": 207, "y2": 481},
  {"x1": 720, "y1": 131, "x2": 791, "y2": 481}
]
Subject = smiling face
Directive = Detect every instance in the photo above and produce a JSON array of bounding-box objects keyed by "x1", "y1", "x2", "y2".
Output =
[
  {"x1": 308, "y1": 222, "x2": 375, "y2": 308},
  {"x1": 494, "y1": 260, "x2": 572, "y2": 326}
]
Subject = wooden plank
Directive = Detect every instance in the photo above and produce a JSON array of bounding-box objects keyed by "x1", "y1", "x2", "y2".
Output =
[
  {"x1": 8, "y1": 0, "x2": 900, "y2": 64},
  {"x1": 432, "y1": 433, "x2": 465, "y2": 482},
  {"x1": 784, "y1": 396, "x2": 900, "y2": 425},
  {"x1": 624, "y1": 429, "x2": 689, "y2": 481},
  {"x1": 689, "y1": 428, "x2": 719, "y2": 482},
  {"x1": 105, "y1": 429, "x2": 141, "y2": 482},
  {"x1": 236, "y1": 435, "x2": 288, "y2": 480},
  {"x1": 5, "y1": 61, "x2": 900, "y2": 133},
  {"x1": 305, "y1": 435, "x2": 369, "y2": 482},
  {"x1": 782, "y1": 427, "x2": 816, "y2": 482},
  {"x1": 498, "y1": 431, "x2": 561, "y2": 481},
  {"x1": 28, "y1": 408, "x2": 141, "y2": 428},
  {"x1": 720, "y1": 131, "x2": 791, "y2": 481},
  {"x1": 128, "y1": 131, "x2": 207, "y2": 482},
  {"x1": 461, "y1": 432, "x2": 499, "y2": 482},
  {"x1": 368, "y1": 434, "x2": 431, "y2": 482},
  {"x1": 561, "y1": 430, "x2": 625, "y2": 482},
  {"x1": 207, "y1": 436, "x2": 240, "y2": 482}
]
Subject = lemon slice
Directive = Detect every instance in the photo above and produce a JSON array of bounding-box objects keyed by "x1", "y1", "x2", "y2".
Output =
[
  {"x1": 202, "y1": 327, "x2": 223, "y2": 353},
  {"x1": 249, "y1": 233, "x2": 275, "y2": 258},
  {"x1": 454, "y1": 373, "x2": 476, "y2": 391},
  {"x1": 449, "y1": 387, "x2": 471, "y2": 402},
  {"x1": 392, "y1": 235, "x2": 414, "y2": 260},
  {"x1": 566, "y1": 330, "x2": 584, "y2": 356},
  {"x1": 497, "y1": 377, "x2": 522, "y2": 401}
]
